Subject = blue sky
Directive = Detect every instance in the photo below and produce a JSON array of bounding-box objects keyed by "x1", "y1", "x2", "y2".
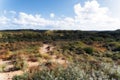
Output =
[
  {"x1": 0, "y1": 0, "x2": 120, "y2": 30},
  {"x1": 1, "y1": 0, "x2": 85, "y2": 17}
]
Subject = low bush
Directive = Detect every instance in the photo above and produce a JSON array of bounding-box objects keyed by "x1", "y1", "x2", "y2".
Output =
[
  {"x1": 84, "y1": 47, "x2": 94, "y2": 55},
  {"x1": 112, "y1": 52, "x2": 120, "y2": 60},
  {"x1": 0, "y1": 64, "x2": 6, "y2": 72},
  {"x1": 12, "y1": 62, "x2": 120, "y2": 80},
  {"x1": 114, "y1": 46, "x2": 120, "y2": 51},
  {"x1": 13, "y1": 56, "x2": 28, "y2": 71}
]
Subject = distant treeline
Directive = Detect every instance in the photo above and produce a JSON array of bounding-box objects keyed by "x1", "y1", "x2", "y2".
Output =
[{"x1": 0, "y1": 29, "x2": 120, "y2": 42}]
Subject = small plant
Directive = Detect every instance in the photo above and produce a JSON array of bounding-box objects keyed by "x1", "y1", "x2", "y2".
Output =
[
  {"x1": 0, "y1": 64, "x2": 6, "y2": 72},
  {"x1": 114, "y1": 46, "x2": 120, "y2": 51},
  {"x1": 112, "y1": 52, "x2": 120, "y2": 60},
  {"x1": 12, "y1": 62, "x2": 120, "y2": 80},
  {"x1": 84, "y1": 47, "x2": 94, "y2": 55},
  {"x1": 13, "y1": 56, "x2": 28, "y2": 71},
  {"x1": 12, "y1": 73, "x2": 28, "y2": 80},
  {"x1": 41, "y1": 54, "x2": 52, "y2": 59}
]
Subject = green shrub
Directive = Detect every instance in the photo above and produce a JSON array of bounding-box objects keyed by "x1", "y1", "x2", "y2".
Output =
[
  {"x1": 12, "y1": 63, "x2": 120, "y2": 80},
  {"x1": 107, "y1": 42, "x2": 120, "y2": 51},
  {"x1": 0, "y1": 64, "x2": 6, "y2": 72},
  {"x1": 114, "y1": 46, "x2": 120, "y2": 51},
  {"x1": 12, "y1": 74, "x2": 28, "y2": 80},
  {"x1": 112, "y1": 52, "x2": 120, "y2": 60},
  {"x1": 12, "y1": 64, "x2": 86, "y2": 80},
  {"x1": 13, "y1": 56, "x2": 28, "y2": 71},
  {"x1": 84, "y1": 47, "x2": 94, "y2": 54}
]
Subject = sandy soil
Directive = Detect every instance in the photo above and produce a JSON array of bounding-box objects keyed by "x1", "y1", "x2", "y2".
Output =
[
  {"x1": 39, "y1": 44, "x2": 68, "y2": 64},
  {"x1": 0, "y1": 71, "x2": 23, "y2": 80},
  {"x1": 0, "y1": 44, "x2": 68, "y2": 80}
]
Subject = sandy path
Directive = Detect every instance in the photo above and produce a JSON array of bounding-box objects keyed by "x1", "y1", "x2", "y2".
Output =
[
  {"x1": 0, "y1": 44, "x2": 68, "y2": 80},
  {"x1": 0, "y1": 59, "x2": 23, "y2": 80},
  {"x1": 40, "y1": 44, "x2": 48, "y2": 54},
  {"x1": 0, "y1": 71, "x2": 23, "y2": 80},
  {"x1": 39, "y1": 44, "x2": 68, "y2": 64},
  {"x1": 0, "y1": 61, "x2": 40, "y2": 80}
]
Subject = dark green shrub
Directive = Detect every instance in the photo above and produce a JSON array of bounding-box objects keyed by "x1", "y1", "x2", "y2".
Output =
[
  {"x1": 84, "y1": 47, "x2": 94, "y2": 54},
  {"x1": 12, "y1": 74, "x2": 28, "y2": 80},
  {"x1": 114, "y1": 46, "x2": 120, "y2": 51},
  {"x1": 12, "y1": 64, "x2": 85, "y2": 80},
  {"x1": 112, "y1": 52, "x2": 120, "y2": 60},
  {"x1": 12, "y1": 63, "x2": 120, "y2": 80}
]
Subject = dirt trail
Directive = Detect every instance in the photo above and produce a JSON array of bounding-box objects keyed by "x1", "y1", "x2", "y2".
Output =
[
  {"x1": 0, "y1": 59, "x2": 23, "y2": 80},
  {"x1": 39, "y1": 44, "x2": 68, "y2": 64},
  {"x1": 39, "y1": 44, "x2": 50, "y2": 54},
  {"x1": 0, "y1": 44, "x2": 68, "y2": 80},
  {"x1": 0, "y1": 44, "x2": 50, "y2": 80},
  {"x1": 0, "y1": 71, "x2": 23, "y2": 80},
  {"x1": 0, "y1": 60, "x2": 39, "y2": 80}
]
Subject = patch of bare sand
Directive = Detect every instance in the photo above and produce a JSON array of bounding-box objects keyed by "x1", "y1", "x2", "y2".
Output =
[
  {"x1": 39, "y1": 44, "x2": 68, "y2": 65},
  {"x1": 0, "y1": 70, "x2": 23, "y2": 80},
  {"x1": 0, "y1": 44, "x2": 68, "y2": 80}
]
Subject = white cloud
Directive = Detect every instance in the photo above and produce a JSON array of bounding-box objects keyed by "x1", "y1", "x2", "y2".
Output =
[
  {"x1": 13, "y1": 12, "x2": 52, "y2": 27},
  {"x1": 50, "y1": 13, "x2": 55, "y2": 18},
  {"x1": 74, "y1": 0, "x2": 110, "y2": 22},
  {"x1": 0, "y1": 0, "x2": 119, "y2": 30},
  {"x1": 0, "y1": 16, "x2": 10, "y2": 25},
  {"x1": 73, "y1": 0, "x2": 120, "y2": 30}
]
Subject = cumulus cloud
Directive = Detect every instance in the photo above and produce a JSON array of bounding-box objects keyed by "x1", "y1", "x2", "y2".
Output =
[
  {"x1": 13, "y1": 12, "x2": 52, "y2": 27},
  {"x1": 73, "y1": 0, "x2": 120, "y2": 30},
  {"x1": 50, "y1": 13, "x2": 55, "y2": 18},
  {"x1": 0, "y1": 0, "x2": 119, "y2": 30},
  {"x1": 0, "y1": 16, "x2": 10, "y2": 25},
  {"x1": 74, "y1": 0, "x2": 110, "y2": 22}
]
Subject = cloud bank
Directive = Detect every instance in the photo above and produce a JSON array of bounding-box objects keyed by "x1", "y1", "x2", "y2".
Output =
[{"x1": 0, "y1": 0, "x2": 119, "y2": 30}]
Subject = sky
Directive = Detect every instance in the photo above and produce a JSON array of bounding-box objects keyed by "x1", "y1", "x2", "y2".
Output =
[{"x1": 0, "y1": 0, "x2": 120, "y2": 30}]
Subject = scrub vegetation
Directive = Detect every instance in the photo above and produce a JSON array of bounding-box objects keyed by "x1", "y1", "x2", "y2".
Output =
[{"x1": 0, "y1": 30, "x2": 120, "y2": 80}]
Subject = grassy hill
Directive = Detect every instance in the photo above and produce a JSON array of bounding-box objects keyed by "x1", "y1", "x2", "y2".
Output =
[
  {"x1": 0, "y1": 29, "x2": 120, "y2": 42},
  {"x1": 0, "y1": 29, "x2": 120, "y2": 80}
]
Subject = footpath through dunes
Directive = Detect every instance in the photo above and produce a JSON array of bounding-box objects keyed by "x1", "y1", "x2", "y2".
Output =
[
  {"x1": 39, "y1": 44, "x2": 52, "y2": 54},
  {"x1": 0, "y1": 60, "x2": 23, "y2": 80},
  {"x1": 0, "y1": 60, "x2": 40, "y2": 80},
  {"x1": 0, "y1": 44, "x2": 68, "y2": 80},
  {"x1": 0, "y1": 71, "x2": 23, "y2": 80},
  {"x1": 39, "y1": 44, "x2": 68, "y2": 64}
]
